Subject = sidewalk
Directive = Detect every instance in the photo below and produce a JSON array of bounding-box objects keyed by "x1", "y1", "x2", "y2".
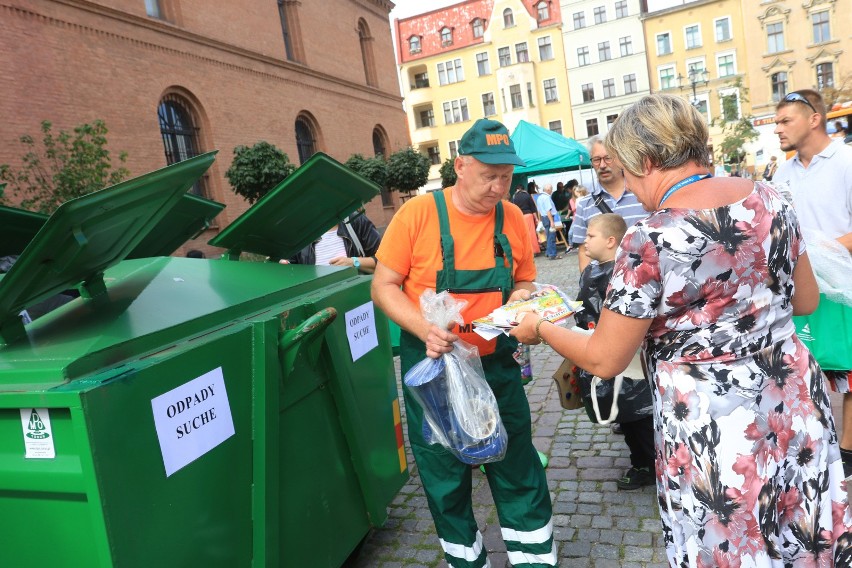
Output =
[{"x1": 347, "y1": 253, "x2": 668, "y2": 567}]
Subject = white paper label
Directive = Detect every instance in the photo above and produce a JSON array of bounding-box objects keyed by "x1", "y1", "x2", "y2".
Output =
[
  {"x1": 20, "y1": 408, "x2": 55, "y2": 459},
  {"x1": 151, "y1": 367, "x2": 235, "y2": 477},
  {"x1": 345, "y1": 301, "x2": 379, "y2": 362}
]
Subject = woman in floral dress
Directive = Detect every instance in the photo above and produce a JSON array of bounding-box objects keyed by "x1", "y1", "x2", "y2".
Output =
[{"x1": 512, "y1": 94, "x2": 852, "y2": 566}]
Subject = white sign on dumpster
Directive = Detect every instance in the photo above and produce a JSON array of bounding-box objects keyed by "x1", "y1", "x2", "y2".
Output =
[
  {"x1": 151, "y1": 367, "x2": 235, "y2": 477},
  {"x1": 345, "y1": 301, "x2": 379, "y2": 362},
  {"x1": 20, "y1": 408, "x2": 55, "y2": 459}
]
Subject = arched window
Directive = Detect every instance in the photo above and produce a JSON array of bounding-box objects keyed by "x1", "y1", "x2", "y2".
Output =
[
  {"x1": 771, "y1": 72, "x2": 788, "y2": 102},
  {"x1": 295, "y1": 116, "x2": 317, "y2": 165},
  {"x1": 372, "y1": 126, "x2": 392, "y2": 206},
  {"x1": 158, "y1": 94, "x2": 207, "y2": 196},
  {"x1": 472, "y1": 18, "x2": 484, "y2": 38},
  {"x1": 536, "y1": 1, "x2": 549, "y2": 21},
  {"x1": 440, "y1": 27, "x2": 453, "y2": 46},
  {"x1": 409, "y1": 35, "x2": 421, "y2": 54},
  {"x1": 503, "y1": 8, "x2": 514, "y2": 28},
  {"x1": 358, "y1": 19, "x2": 378, "y2": 86}
]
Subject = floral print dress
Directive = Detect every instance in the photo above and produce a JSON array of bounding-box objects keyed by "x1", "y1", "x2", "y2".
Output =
[{"x1": 604, "y1": 182, "x2": 852, "y2": 567}]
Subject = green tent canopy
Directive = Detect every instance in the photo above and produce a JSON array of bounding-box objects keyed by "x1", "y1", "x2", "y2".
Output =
[{"x1": 510, "y1": 120, "x2": 592, "y2": 176}]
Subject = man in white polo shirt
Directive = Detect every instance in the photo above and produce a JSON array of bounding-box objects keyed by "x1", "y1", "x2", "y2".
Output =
[{"x1": 774, "y1": 88, "x2": 852, "y2": 476}]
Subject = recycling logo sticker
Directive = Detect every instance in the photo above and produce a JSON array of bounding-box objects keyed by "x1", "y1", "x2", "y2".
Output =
[{"x1": 20, "y1": 408, "x2": 56, "y2": 459}]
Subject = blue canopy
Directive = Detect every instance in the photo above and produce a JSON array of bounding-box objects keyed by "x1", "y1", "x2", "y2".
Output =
[{"x1": 510, "y1": 120, "x2": 591, "y2": 176}]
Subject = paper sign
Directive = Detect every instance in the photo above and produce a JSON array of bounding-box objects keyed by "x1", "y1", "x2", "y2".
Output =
[
  {"x1": 345, "y1": 301, "x2": 379, "y2": 362},
  {"x1": 20, "y1": 408, "x2": 55, "y2": 459},
  {"x1": 151, "y1": 367, "x2": 235, "y2": 477}
]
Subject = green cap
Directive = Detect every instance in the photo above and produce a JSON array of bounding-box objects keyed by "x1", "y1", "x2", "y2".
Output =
[{"x1": 458, "y1": 119, "x2": 525, "y2": 166}]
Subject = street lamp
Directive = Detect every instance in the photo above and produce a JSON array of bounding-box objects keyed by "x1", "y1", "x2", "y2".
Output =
[{"x1": 678, "y1": 68, "x2": 709, "y2": 107}]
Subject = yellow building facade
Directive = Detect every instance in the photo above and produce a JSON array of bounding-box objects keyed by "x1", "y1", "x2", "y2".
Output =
[
  {"x1": 742, "y1": 0, "x2": 851, "y2": 169},
  {"x1": 641, "y1": 0, "x2": 752, "y2": 171},
  {"x1": 395, "y1": 0, "x2": 574, "y2": 189}
]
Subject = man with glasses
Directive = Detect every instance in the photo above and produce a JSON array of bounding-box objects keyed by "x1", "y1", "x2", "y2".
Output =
[
  {"x1": 570, "y1": 135, "x2": 652, "y2": 490},
  {"x1": 572, "y1": 135, "x2": 646, "y2": 272},
  {"x1": 774, "y1": 89, "x2": 852, "y2": 477}
]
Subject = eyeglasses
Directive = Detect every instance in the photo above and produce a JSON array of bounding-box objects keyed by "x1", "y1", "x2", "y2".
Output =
[
  {"x1": 591, "y1": 155, "x2": 613, "y2": 167},
  {"x1": 783, "y1": 92, "x2": 817, "y2": 114}
]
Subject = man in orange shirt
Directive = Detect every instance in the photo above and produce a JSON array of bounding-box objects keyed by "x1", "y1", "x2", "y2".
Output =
[{"x1": 372, "y1": 119, "x2": 555, "y2": 568}]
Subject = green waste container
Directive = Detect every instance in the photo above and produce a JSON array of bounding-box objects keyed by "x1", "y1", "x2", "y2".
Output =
[{"x1": 0, "y1": 152, "x2": 408, "y2": 567}]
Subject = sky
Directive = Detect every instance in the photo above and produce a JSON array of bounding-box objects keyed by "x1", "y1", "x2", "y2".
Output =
[{"x1": 388, "y1": 0, "x2": 458, "y2": 21}]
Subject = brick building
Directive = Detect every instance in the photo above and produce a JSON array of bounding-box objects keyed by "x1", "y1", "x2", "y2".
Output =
[{"x1": 0, "y1": 0, "x2": 410, "y2": 255}]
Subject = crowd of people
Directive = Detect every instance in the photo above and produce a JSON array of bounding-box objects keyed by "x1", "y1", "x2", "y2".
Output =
[{"x1": 362, "y1": 89, "x2": 851, "y2": 568}]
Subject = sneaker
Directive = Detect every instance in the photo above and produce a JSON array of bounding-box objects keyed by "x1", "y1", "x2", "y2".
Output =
[{"x1": 616, "y1": 466, "x2": 654, "y2": 490}]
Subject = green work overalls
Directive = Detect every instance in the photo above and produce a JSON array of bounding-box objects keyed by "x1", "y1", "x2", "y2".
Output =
[{"x1": 399, "y1": 191, "x2": 555, "y2": 568}]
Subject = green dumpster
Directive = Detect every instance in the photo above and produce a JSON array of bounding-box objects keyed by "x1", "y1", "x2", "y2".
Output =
[{"x1": 0, "y1": 152, "x2": 408, "y2": 567}]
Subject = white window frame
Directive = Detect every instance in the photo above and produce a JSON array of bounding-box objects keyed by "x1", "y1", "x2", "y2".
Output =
[
  {"x1": 716, "y1": 50, "x2": 736, "y2": 78},
  {"x1": 543, "y1": 78, "x2": 558, "y2": 103},
  {"x1": 714, "y1": 16, "x2": 731, "y2": 43},
  {"x1": 476, "y1": 52, "x2": 490, "y2": 76},
  {"x1": 693, "y1": 92, "x2": 712, "y2": 124},
  {"x1": 619, "y1": 36, "x2": 632, "y2": 57},
  {"x1": 481, "y1": 92, "x2": 496, "y2": 116},
  {"x1": 623, "y1": 73, "x2": 637, "y2": 94},
  {"x1": 684, "y1": 23, "x2": 702, "y2": 50},
  {"x1": 538, "y1": 36, "x2": 554, "y2": 61},
  {"x1": 442, "y1": 98, "x2": 470, "y2": 124},
  {"x1": 515, "y1": 42, "x2": 529, "y2": 63},
  {"x1": 686, "y1": 56, "x2": 706, "y2": 77},
  {"x1": 548, "y1": 120, "x2": 562, "y2": 134},
  {"x1": 658, "y1": 64, "x2": 676, "y2": 90},
  {"x1": 577, "y1": 46, "x2": 590, "y2": 66},
  {"x1": 448, "y1": 139, "x2": 462, "y2": 159},
  {"x1": 656, "y1": 31, "x2": 672, "y2": 56},
  {"x1": 472, "y1": 18, "x2": 484, "y2": 38},
  {"x1": 767, "y1": 21, "x2": 785, "y2": 53},
  {"x1": 602, "y1": 78, "x2": 616, "y2": 99},
  {"x1": 498, "y1": 46, "x2": 512, "y2": 67}
]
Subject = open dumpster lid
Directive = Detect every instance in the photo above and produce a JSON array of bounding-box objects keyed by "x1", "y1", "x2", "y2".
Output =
[
  {"x1": 208, "y1": 152, "x2": 380, "y2": 259},
  {"x1": 126, "y1": 193, "x2": 225, "y2": 259},
  {"x1": 0, "y1": 205, "x2": 48, "y2": 258},
  {"x1": 0, "y1": 152, "x2": 217, "y2": 343}
]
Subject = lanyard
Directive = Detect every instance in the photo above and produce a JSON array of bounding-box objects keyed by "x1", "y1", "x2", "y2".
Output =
[{"x1": 659, "y1": 173, "x2": 712, "y2": 206}]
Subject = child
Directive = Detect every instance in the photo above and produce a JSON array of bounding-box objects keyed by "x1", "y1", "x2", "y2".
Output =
[{"x1": 575, "y1": 214, "x2": 656, "y2": 491}]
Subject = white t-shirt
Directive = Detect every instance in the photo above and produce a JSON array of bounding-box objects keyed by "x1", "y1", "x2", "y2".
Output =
[
  {"x1": 314, "y1": 227, "x2": 347, "y2": 265},
  {"x1": 774, "y1": 139, "x2": 852, "y2": 239}
]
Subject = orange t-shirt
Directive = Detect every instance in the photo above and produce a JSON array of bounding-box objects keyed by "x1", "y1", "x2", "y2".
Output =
[{"x1": 377, "y1": 188, "x2": 536, "y2": 355}]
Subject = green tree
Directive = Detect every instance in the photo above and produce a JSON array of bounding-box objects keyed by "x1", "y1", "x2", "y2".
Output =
[
  {"x1": 439, "y1": 157, "x2": 457, "y2": 188},
  {"x1": 713, "y1": 77, "x2": 758, "y2": 169},
  {"x1": 344, "y1": 153, "x2": 389, "y2": 189},
  {"x1": 0, "y1": 120, "x2": 129, "y2": 213},
  {"x1": 225, "y1": 141, "x2": 296, "y2": 204},
  {"x1": 387, "y1": 147, "x2": 430, "y2": 197}
]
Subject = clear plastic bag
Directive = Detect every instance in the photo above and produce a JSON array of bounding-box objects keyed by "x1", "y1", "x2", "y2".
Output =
[
  {"x1": 802, "y1": 228, "x2": 852, "y2": 308},
  {"x1": 403, "y1": 290, "x2": 508, "y2": 465}
]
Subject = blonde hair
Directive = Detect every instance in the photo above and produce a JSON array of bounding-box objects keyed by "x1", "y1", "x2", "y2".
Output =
[
  {"x1": 588, "y1": 213, "x2": 627, "y2": 243},
  {"x1": 574, "y1": 185, "x2": 588, "y2": 197},
  {"x1": 605, "y1": 94, "x2": 710, "y2": 177}
]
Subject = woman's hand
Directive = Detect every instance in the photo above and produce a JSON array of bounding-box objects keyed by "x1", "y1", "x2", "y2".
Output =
[{"x1": 509, "y1": 310, "x2": 541, "y2": 345}]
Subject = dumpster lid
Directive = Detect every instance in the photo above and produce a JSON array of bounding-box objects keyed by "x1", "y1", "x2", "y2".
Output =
[
  {"x1": 0, "y1": 152, "x2": 217, "y2": 342},
  {"x1": 208, "y1": 152, "x2": 380, "y2": 259},
  {"x1": 0, "y1": 205, "x2": 48, "y2": 258},
  {"x1": 126, "y1": 193, "x2": 225, "y2": 259}
]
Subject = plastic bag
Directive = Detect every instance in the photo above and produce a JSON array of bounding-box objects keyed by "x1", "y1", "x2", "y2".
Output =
[
  {"x1": 536, "y1": 220, "x2": 544, "y2": 233},
  {"x1": 403, "y1": 290, "x2": 508, "y2": 465},
  {"x1": 802, "y1": 228, "x2": 852, "y2": 308}
]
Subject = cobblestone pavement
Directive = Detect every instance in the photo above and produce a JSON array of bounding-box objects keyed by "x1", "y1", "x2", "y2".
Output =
[{"x1": 347, "y1": 250, "x2": 670, "y2": 568}]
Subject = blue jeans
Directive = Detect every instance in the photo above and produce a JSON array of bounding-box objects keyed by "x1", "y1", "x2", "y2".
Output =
[{"x1": 542, "y1": 217, "x2": 557, "y2": 258}]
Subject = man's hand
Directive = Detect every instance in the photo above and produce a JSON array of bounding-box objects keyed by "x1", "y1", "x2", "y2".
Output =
[
  {"x1": 424, "y1": 324, "x2": 458, "y2": 359},
  {"x1": 329, "y1": 256, "x2": 354, "y2": 267},
  {"x1": 506, "y1": 288, "x2": 532, "y2": 303}
]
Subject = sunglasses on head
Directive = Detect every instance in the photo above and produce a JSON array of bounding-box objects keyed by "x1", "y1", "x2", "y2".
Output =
[{"x1": 783, "y1": 92, "x2": 817, "y2": 113}]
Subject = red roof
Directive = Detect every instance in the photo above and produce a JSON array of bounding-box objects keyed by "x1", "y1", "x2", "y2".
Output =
[{"x1": 395, "y1": 0, "x2": 560, "y2": 65}]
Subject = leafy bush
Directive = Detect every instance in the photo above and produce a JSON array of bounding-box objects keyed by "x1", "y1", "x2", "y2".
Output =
[
  {"x1": 0, "y1": 120, "x2": 129, "y2": 213},
  {"x1": 225, "y1": 141, "x2": 296, "y2": 204}
]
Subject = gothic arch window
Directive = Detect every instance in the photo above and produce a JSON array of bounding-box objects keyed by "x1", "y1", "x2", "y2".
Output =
[
  {"x1": 372, "y1": 126, "x2": 392, "y2": 206},
  {"x1": 358, "y1": 19, "x2": 378, "y2": 86},
  {"x1": 472, "y1": 18, "x2": 484, "y2": 38},
  {"x1": 440, "y1": 27, "x2": 453, "y2": 47},
  {"x1": 536, "y1": 1, "x2": 550, "y2": 22},
  {"x1": 295, "y1": 114, "x2": 319, "y2": 165},
  {"x1": 158, "y1": 94, "x2": 207, "y2": 196}
]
